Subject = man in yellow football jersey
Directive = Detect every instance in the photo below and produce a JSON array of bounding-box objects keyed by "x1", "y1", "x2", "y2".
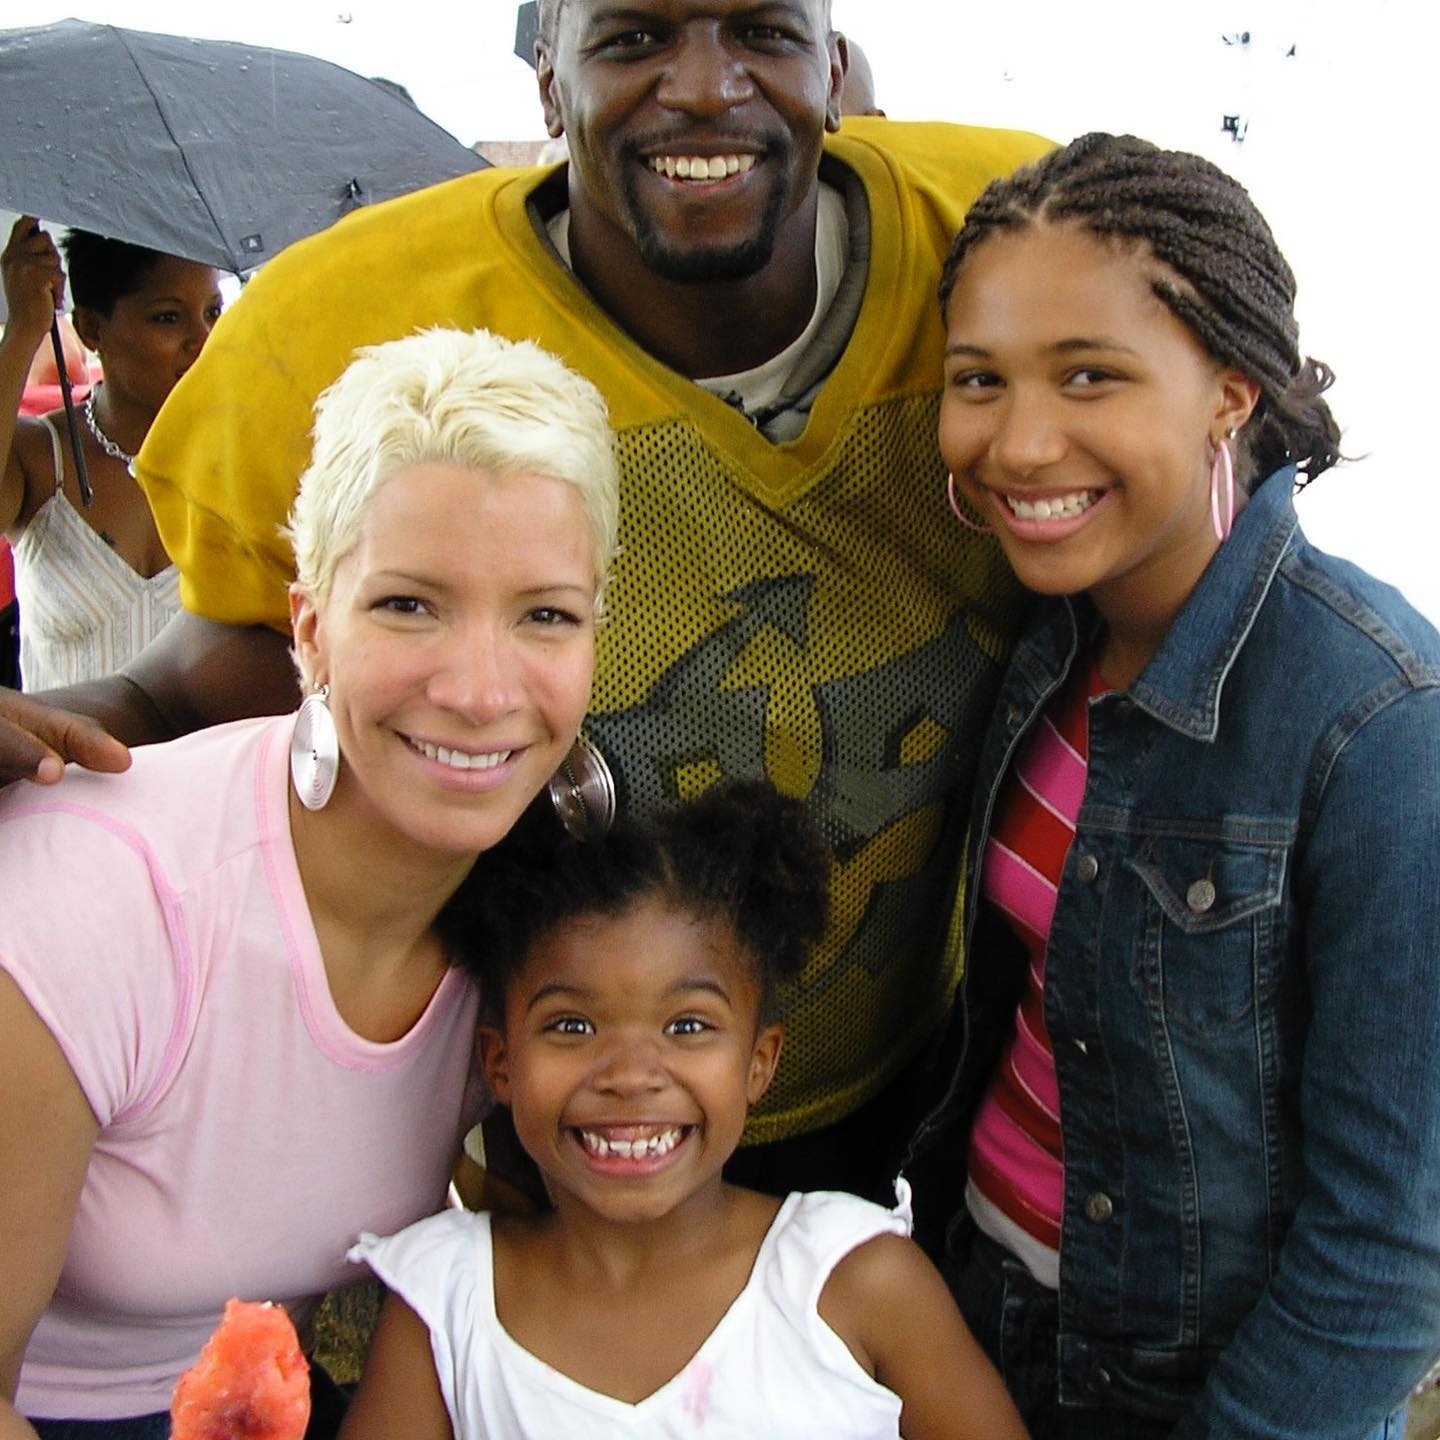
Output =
[{"x1": 1, "y1": 0, "x2": 1047, "y2": 1199}]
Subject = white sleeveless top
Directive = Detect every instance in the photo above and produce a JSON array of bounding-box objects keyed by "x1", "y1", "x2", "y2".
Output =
[
  {"x1": 12, "y1": 415, "x2": 180, "y2": 691},
  {"x1": 350, "y1": 1184, "x2": 914, "y2": 1438}
]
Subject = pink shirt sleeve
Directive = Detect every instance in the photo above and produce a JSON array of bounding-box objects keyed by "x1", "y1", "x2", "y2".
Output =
[{"x1": 0, "y1": 801, "x2": 188, "y2": 1125}]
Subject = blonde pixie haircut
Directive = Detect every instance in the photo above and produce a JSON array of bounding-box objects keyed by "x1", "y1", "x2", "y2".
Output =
[{"x1": 284, "y1": 327, "x2": 620, "y2": 607}]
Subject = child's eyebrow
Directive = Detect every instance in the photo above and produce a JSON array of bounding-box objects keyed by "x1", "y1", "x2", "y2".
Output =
[
  {"x1": 521, "y1": 977, "x2": 737, "y2": 1012},
  {"x1": 664, "y1": 977, "x2": 735, "y2": 1006},
  {"x1": 524, "y1": 982, "x2": 594, "y2": 1013}
]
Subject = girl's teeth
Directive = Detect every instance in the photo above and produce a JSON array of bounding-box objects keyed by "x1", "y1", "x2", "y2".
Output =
[
  {"x1": 1006, "y1": 490, "x2": 1099, "y2": 521},
  {"x1": 579, "y1": 1128, "x2": 684, "y2": 1159},
  {"x1": 411, "y1": 738, "x2": 510, "y2": 771}
]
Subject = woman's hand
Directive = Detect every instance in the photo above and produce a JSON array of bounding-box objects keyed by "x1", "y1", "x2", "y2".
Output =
[{"x1": 1, "y1": 219, "x2": 64, "y2": 354}]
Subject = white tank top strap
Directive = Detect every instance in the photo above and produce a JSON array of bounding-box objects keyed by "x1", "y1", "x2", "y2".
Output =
[{"x1": 36, "y1": 412, "x2": 66, "y2": 496}]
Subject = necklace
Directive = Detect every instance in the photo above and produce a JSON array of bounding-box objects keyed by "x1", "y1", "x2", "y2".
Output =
[{"x1": 83, "y1": 390, "x2": 136, "y2": 467}]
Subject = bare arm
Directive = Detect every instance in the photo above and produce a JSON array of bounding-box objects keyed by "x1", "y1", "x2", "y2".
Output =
[
  {"x1": 64, "y1": 609, "x2": 299, "y2": 739},
  {"x1": 819, "y1": 1233, "x2": 1029, "y2": 1440},
  {"x1": 338, "y1": 1292, "x2": 453, "y2": 1440},
  {"x1": 0, "y1": 970, "x2": 100, "y2": 1438},
  {"x1": 0, "y1": 611, "x2": 299, "y2": 787},
  {"x1": 0, "y1": 217, "x2": 64, "y2": 537}
]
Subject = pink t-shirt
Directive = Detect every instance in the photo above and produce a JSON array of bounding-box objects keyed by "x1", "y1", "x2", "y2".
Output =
[{"x1": 0, "y1": 714, "x2": 483, "y2": 1421}]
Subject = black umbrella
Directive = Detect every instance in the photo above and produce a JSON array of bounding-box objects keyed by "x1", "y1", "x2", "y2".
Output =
[
  {"x1": 0, "y1": 19, "x2": 488, "y2": 275},
  {"x1": 0, "y1": 19, "x2": 489, "y2": 502},
  {"x1": 515, "y1": 4, "x2": 540, "y2": 67}
]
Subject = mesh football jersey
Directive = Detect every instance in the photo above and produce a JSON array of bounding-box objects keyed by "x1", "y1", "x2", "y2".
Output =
[{"x1": 137, "y1": 119, "x2": 1053, "y2": 1138}]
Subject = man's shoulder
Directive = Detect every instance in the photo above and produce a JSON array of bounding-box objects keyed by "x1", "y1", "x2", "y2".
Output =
[{"x1": 827, "y1": 117, "x2": 1051, "y2": 216}]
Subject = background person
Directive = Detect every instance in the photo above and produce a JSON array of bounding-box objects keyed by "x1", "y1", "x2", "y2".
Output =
[
  {"x1": 18, "y1": 312, "x2": 92, "y2": 417},
  {"x1": 911, "y1": 132, "x2": 1440, "y2": 1439},
  {"x1": 0, "y1": 326, "x2": 620, "y2": 1439},
  {"x1": 0, "y1": 219, "x2": 223, "y2": 692},
  {"x1": 838, "y1": 36, "x2": 885, "y2": 117},
  {"x1": 341, "y1": 781, "x2": 1029, "y2": 1440}
]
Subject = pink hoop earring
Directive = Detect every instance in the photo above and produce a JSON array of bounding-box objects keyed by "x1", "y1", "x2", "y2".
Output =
[
  {"x1": 946, "y1": 472, "x2": 992, "y2": 534},
  {"x1": 1209, "y1": 435, "x2": 1236, "y2": 542}
]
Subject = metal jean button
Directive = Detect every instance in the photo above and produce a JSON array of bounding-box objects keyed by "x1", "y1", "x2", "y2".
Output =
[
  {"x1": 1075, "y1": 853, "x2": 1099, "y2": 884},
  {"x1": 1187, "y1": 878, "x2": 1218, "y2": 913},
  {"x1": 1084, "y1": 1191, "x2": 1114, "y2": 1223}
]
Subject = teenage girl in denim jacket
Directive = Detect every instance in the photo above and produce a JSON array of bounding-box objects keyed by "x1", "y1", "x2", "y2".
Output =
[{"x1": 908, "y1": 133, "x2": 1440, "y2": 1439}]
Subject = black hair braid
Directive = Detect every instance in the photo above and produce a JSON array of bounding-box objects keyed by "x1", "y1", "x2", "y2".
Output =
[
  {"x1": 440, "y1": 781, "x2": 830, "y2": 1023},
  {"x1": 939, "y1": 132, "x2": 1341, "y2": 487}
]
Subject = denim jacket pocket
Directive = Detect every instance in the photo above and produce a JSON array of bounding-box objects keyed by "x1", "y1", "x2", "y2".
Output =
[{"x1": 1126, "y1": 834, "x2": 1288, "y2": 1038}]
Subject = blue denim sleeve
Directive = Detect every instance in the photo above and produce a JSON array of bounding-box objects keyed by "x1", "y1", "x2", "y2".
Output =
[{"x1": 1174, "y1": 683, "x2": 1440, "y2": 1440}]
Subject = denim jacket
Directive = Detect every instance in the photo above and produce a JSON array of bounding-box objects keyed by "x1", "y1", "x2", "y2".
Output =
[{"x1": 905, "y1": 470, "x2": 1440, "y2": 1438}]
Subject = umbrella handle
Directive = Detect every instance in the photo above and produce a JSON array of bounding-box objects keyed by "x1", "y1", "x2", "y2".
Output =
[{"x1": 50, "y1": 316, "x2": 92, "y2": 506}]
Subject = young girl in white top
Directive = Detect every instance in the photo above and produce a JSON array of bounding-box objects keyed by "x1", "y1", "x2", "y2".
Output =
[{"x1": 342, "y1": 782, "x2": 1028, "y2": 1440}]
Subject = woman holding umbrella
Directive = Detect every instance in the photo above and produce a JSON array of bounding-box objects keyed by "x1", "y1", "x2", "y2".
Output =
[
  {"x1": 0, "y1": 215, "x2": 223, "y2": 691},
  {"x1": 0, "y1": 325, "x2": 620, "y2": 1439}
]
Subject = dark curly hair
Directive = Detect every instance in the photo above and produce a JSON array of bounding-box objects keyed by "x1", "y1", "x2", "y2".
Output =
[
  {"x1": 939, "y1": 132, "x2": 1342, "y2": 490},
  {"x1": 60, "y1": 229, "x2": 171, "y2": 316},
  {"x1": 440, "y1": 780, "x2": 830, "y2": 1024}
]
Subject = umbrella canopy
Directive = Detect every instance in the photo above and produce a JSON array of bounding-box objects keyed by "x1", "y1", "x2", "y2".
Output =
[
  {"x1": 515, "y1": 3, "x2": 539, "y2": 66},
  {"x1": 0, "y1": 19, "x2": 488, "y2": 273}
]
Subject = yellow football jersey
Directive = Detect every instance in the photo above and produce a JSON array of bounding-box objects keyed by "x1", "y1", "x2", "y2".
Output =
[{"x1": 138, "y1": 119, "x2": 1051, "y2": 1139}]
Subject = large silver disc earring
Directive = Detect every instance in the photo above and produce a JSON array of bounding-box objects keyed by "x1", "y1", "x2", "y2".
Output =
[
  {"x1": 547, "y1": 734, "x2": 616, "y2": 841},
  {"x1": 290, "y1": 684, "x2": 339, "y2": 811}
]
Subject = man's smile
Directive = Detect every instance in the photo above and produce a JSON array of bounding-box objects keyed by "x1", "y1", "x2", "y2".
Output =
[{"x1": 646, "y1": 153, "x2": 758, "y2": 181}]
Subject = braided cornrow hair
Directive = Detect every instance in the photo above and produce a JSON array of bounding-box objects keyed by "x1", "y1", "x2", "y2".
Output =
[{"x1": 939, "y1": 133, "x2": 1342, "y2": 489}]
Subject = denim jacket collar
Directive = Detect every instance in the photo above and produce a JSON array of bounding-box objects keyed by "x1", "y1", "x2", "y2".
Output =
[{"x1": 1035, "y1": 467, "x2": 1301, "y2": 743}]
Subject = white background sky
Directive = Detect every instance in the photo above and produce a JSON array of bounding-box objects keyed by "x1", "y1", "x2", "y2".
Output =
[{"x1": 10, "y1": 0, "x2": 1439, "y2": 620}]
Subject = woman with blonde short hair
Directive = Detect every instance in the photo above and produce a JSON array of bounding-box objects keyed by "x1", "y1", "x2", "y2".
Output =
[{"x1": 0, "y1": 326, "x2": 619, "y2": 1440}]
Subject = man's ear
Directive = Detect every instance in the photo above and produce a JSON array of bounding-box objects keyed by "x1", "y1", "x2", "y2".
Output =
[
  {"x1": 746, "y1": 1023, "x2": 784, "y2": 1105},
  {"x1": 537, "y1": 41, "x2": 564, "y2": 138},
  {"x1": 478, "y1": 1023, "x2": 512, "y2": 1105}
]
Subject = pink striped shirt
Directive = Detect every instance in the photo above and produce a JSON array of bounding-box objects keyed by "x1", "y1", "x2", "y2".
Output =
[{"x1": 968, "y1": 663, "x2": 1105, "y2": 1262}]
